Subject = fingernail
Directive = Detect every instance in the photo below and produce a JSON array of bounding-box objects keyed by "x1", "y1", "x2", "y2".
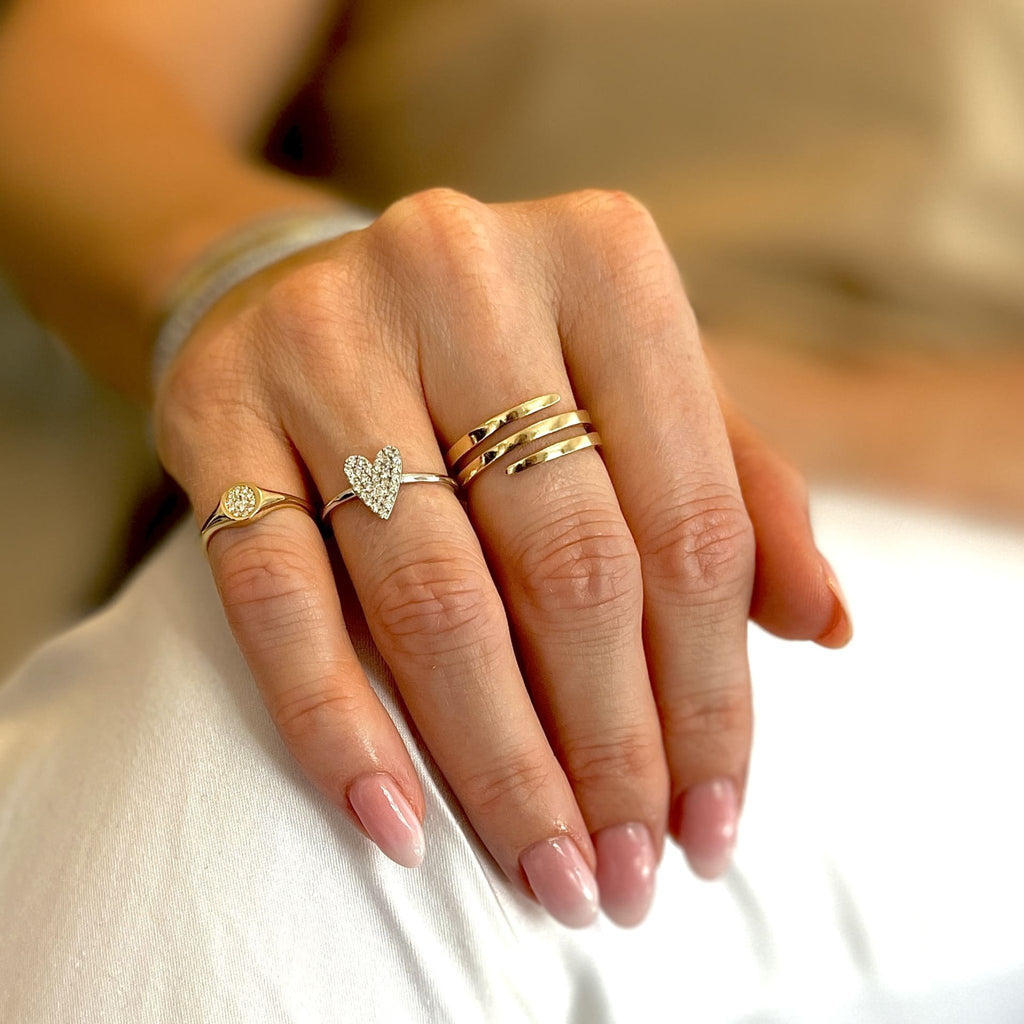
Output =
[
  {"x1": 816, "y1": 557, "x2": 853, "y2": 649},
  {"x1": 675, "y1": 777, "x2": 739, "y2": 880},
  {"x1": 520, "y1": 837, "x2": 600, "y2": 929},
  {"x1": 348, "y1": 773, "x2": 425, "y2": 868},
  {"x1": 594, "y1": 823, "x2": 657, "y2": 927}
]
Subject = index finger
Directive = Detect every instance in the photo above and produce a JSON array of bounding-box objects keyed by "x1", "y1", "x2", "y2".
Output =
[{"x1": 173, "y1": 423, "x2": 428, "y2": 870}]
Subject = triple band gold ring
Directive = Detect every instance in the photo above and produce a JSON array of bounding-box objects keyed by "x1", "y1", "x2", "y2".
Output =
[{"x1": 446, "y1": 394, "x2": 602, "y2": 486}]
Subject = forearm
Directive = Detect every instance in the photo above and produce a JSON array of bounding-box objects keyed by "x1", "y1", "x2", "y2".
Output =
[{"x1": 0, "y1": 4, "x2": 341, "y2": 398}]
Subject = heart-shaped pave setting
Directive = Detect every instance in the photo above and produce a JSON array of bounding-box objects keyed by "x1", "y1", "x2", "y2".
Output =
[{"x1": 344, "y1": 446, "x2": 403, "y2": 519}]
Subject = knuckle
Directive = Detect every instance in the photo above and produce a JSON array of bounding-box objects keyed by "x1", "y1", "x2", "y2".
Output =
[
  {"x1": 567, "y1": 188, "x2": 653, "y2": 232},
  {"x1": 214, "y1": 535, "x2": 321, "y2": 642},
  {"x1": 458, "y1": 751, "x2": 555, "y2": 818},
  {"x1": 567, "y1": 188, "x2": 666, "y2": 267},
  {"x1": 271, "y1": 682, "x2": 365, "y2": 747},
  {"x1": 373, "y1": 188, "x2": 515, "y2": 330},
  {"x1": 154, "y1": 339, "x2": 267, "y2": 467},
  {"x1": 254, "y1": 258, "x2": 361, "y2": 345},
  {"x1": 249, "y1": 260, "x2": 382, "y2": 391},
  {"x1": 369, "y1": 547, "x2": 504, "y2": 660},
  {"x1": 249, "y1": 257, "x2": 423, "y2": 416},
  {"x1": 155, "y1": 268, "x2": 364, "y2": 474},
  {"x1": 513, "y1": 506, "x2": 642, "y2": 620},
  {"x1": 556, "y1": 189, "x2": 689, "y2": 336},
  {"x1": 641, "y1": 491, "x2": 755, "y2": 597},
  {"x1": 378, "y1": 187, "x2": 496, "y2": 266},
  {"x1": 663, "y1": 685, "x2": 751, "y2": 754},
  {"x1": 389, "y1": 185, "x2": 484, "y2": 222},
  {"x1": 562, "y1": 730, "x2": 664, "y2": 792}
]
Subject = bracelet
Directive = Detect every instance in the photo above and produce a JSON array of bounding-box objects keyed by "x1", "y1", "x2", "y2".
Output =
[{"x1": 151, "y1": 207, "x2": 375, "y2": 388}]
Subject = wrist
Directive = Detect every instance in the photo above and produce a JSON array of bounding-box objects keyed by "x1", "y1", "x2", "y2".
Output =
[{"x1": 151, "y1": 204, "x2": 375, "y2": 389}]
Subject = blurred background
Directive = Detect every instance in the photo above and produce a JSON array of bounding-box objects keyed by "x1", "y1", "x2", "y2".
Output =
[
  {"x1": 0, "y1": 283, "x2": 165, "y2": 676},
  {"x1": 3, "y1": 0, "x2": 1023, "y2": 674}
]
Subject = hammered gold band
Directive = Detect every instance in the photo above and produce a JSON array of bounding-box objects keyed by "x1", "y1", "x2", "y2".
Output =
[{"x1": 200, "y1": 483, "x2": 315, "y2": 551}]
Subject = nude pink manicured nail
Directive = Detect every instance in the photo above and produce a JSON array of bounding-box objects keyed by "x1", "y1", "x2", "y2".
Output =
[
  {"x1": 676, "y1": 777, "x2": 739, "y2": 880},
  {"x1": 520, "y1": 837, "x2": 600, "y2": 929},
  {"x1": 594, "y1": 822, "x2": 657, "y2": 927},
  {"x1": 817, "y1": 557, "x2": 854, "y2": 649},
  {"x1": 348, "y1": 774, "x2": 425, "y2": 868}
]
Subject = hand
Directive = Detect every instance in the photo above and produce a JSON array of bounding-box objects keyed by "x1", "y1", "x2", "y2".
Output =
[{"x1": 154, "y1": 188, "x2": 849, "y2": 928}]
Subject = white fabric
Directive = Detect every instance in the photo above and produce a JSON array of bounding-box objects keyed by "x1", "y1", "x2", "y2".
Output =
[{"x1": 1, "y1": 490, "x2": 1023, "y2": 1022}]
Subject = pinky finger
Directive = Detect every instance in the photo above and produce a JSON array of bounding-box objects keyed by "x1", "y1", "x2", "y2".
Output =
[
  {"x1": 723, "y1": 404, "x2": 853, "y2": 648},
  {"x1": 206, "y1": 508, "x2": 427, "y2": 867}
]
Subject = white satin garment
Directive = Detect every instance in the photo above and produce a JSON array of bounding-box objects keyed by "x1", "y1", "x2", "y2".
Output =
[{"x1": 1, "y1": 490, "x2": 1022, "y2": 1022}]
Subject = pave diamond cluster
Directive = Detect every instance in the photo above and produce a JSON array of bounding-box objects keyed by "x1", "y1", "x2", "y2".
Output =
[
  {"x1": 344, "y1": 446, "x2": 403, "y2": 519},
  {"x1": 222, "y1": 483, "x2": 259, "y2": 520}
]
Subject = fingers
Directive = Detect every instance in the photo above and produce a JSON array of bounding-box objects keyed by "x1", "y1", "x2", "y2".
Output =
[
  {"x1": 155, "y1": 385, "x2": 427, "y2": 870},
  {"x1": 460, "y1": 441, "x2": 666, "y2": 927},
  {"x1": 154, "y1": 187, "x2": 853, "y2": 935},
  {"x1": 210, "y1": 517, "x2": 425, "y2": 867},
  {"x1": 377, "y1": 191, "x2": 668, "y2": 927},
  {"x1": 159, "y1": 231, "x2": 610, "y2": 929},
  {"x1": 550, "y1": 190, "x2": 756, "y2": 880},
  {"x1": 723, "y1": 403, "x2": 853, "y2": 648},
  {"x1": 292, "y1": 375, "x2": 602, "y2": 928},
  {"x1": 495, "y1": 467, "x2": 665, "y2": 925}
]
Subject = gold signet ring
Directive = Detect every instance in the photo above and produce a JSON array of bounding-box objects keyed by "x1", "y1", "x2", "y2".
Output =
[{"x1": 200, "y1": 483, "x2": 315, "y2": 551}]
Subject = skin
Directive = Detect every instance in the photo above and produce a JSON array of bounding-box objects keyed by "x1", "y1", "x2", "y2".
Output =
[{"x1": 0, "y1": 0, "x2": 847, "y2": 926}]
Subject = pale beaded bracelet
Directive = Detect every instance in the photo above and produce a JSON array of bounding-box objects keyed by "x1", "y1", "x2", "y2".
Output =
[{"x1": 151, "y1": 207, "x2": 375, "y2": 388}]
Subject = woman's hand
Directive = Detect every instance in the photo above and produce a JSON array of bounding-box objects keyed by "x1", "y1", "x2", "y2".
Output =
[{"x1": 155, "y1": 188, "x2": 849, "y2": 929}]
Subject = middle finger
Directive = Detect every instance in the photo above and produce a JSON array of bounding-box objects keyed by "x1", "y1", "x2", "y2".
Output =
[{"x1": 410, "y1": 198, "x2": 670, "y2": 927}]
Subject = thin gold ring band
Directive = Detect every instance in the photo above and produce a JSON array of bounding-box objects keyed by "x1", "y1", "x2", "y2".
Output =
[
  {"x1": 445, "y1": 393, "x2": 561, "y2": 465},
  {"x1": 455, "y1": 410, "x2": 594, "y2": 487},
  {"x1": 200, "y1": 483, "x2": 315, "y2": 551}
]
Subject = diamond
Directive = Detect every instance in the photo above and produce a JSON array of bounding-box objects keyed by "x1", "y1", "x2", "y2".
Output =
[
  {"x1": 222, "y1": 483, "x2": 259, "y2": 520},
  {"x1": 345, "y1": 446, "x2": 403, "y2": 519}
]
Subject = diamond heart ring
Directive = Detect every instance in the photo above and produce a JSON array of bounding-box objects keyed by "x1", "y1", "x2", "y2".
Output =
[
  {"x1": 201, "y1": 483, "x2": 316, "y2": 551},
  {"x1": 321, "y1": 446, "x2": 459, "y2": 522}
]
